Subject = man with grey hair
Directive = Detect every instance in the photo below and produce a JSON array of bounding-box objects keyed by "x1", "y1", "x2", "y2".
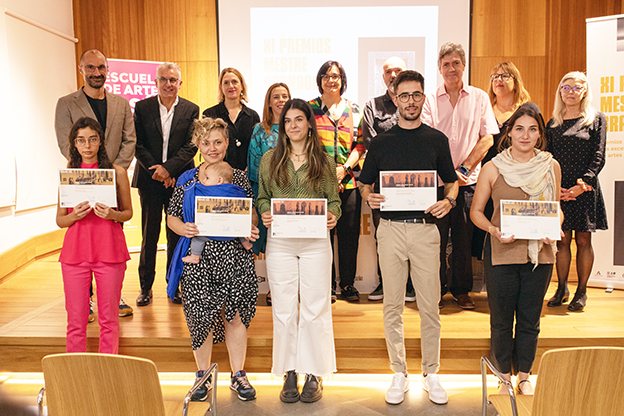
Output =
[
  {"x1": 421, "y1": 42, "x2": 498, "y2": 310},
  {"x1": 362, "y1": 57, "x2": 416, "y2": 302},
  {"x1": 55, "y1": 49, "x2": 136, "y2": 318},
  {"x1": 133, "y1": 62, "x2": 199, "y2": 306}
]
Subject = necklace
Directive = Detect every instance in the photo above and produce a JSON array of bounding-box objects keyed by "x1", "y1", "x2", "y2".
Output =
[{"x1": 291, "y1": 152, "x2": 306, "y2": 162}]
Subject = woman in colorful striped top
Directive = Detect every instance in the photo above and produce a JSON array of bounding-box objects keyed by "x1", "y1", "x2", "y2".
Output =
[{"x1": 309, "y1": 60, "x2": 365, "y2": 303}]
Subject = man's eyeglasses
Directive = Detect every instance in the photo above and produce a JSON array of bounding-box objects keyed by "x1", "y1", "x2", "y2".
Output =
[
  {"x1": 82, "y1": 65, "x2": 108, "y2": 73},
  {"x1": 397, "y1": 92, "x2": 424, "y2": 103},
  {"x1": 75, "y1": 137, "x2": 100, "y2": 146},
  {"x1": 158, "y1": 77, "x2": 180, "y2": 84},
  {"x1": 491, "y1": 73, "x2": 513, "y2": 82}
]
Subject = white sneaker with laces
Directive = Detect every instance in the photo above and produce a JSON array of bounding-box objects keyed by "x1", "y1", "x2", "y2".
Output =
[
  {"x1": 422, "y1": 373, "x2": 448, "y2": 404},
  {"x1": 385, "y1": 372, "x2": 409, "y2": 404}
]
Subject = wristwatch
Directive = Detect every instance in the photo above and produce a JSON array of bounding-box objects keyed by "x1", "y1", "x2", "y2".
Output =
[
  {"x1": 343, "y1": 164, "x2": 352, "y2": 174},
  {"x1": 445, "y1": 196, "x2": 457, "y2": 208},
  {"x1": 458, "y1": 164, "x2": 470, "y2": 176}
]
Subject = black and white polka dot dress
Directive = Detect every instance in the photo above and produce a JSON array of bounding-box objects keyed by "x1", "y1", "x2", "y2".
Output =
[
  {"x1": 546, "y1": 113, "x2": 608, "y2": 232},
  {"x1": 168, "y1": 168, "x2": 258, "y2": 350}
]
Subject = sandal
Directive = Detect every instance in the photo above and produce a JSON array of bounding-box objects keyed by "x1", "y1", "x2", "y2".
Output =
[
  {"x1": 517, "y1": 379, "x2": 534, "y2": 395},
  {"x1": 266, "y1": 291, "x2": 272, "y2": 306}
]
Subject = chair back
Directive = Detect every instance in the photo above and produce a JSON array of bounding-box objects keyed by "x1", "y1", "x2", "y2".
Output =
[
  {"x1": 532, "y1": 347, "x2": 624, "y2": 416},
  {"x1": 42, "y1": 353, "x2": 166, "y2": 416}
]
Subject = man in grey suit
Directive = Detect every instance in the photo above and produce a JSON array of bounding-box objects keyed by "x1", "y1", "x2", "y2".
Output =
[
  {"x1": 55, "y1": 49, "x2": 136, "y2": 169},
  {"x1": 54, "y1": 49, "x2": 136, "y2": 318},
  {"x1": 133, "y1": 62, "x2": 199, "y2": 306}
]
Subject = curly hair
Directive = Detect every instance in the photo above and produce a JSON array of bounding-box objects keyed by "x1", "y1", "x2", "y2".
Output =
[
  {"x1": 67, "y1": 117, "x2": 112, "y2": 169},
  {"x1": 192, "y1": 117, "x2": 228, "y2": 147}
]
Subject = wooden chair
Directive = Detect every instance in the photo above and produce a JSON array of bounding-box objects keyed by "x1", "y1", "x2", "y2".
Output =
[
  {"x1": 481, "y1": 346, "x2": 624, "y2": 416},
  {"x1": 37, "y1": 353, "x2": 217, "y2": 416}
]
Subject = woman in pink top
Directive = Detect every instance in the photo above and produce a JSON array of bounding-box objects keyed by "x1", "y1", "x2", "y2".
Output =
[{"x1": 56, "y1": 117, "x2": 133, "y2": 354}]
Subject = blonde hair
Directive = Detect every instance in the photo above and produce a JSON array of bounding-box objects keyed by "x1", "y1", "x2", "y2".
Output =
[
  {"x1": 260, "y1": 83, "x2": 291, "y2": 134},
  {"x1": 205, "y1": 161, "x2": 233, "y2": 183},
  {"x1": 488, "y1": 62, "x2": 530, "y2": 108},
  {"x1": 192, "y1": 117, "x2": 228, "y2": 147},
  {"x1": 217, "y1": 67, "x2": 249, "y2": 103},
  {"x1": 551, "y1": 71, "x2": 596, "y2": 128}
]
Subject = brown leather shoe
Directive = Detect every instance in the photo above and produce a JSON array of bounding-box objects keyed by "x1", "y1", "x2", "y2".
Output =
[{"x1": 454, "y1": 294, "x2": 475, "y2": 309}]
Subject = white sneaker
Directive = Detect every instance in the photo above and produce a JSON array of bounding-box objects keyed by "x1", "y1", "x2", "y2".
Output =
[
  {"x1": 422, "y1": 373, "x2": 448, "y2": 404},
  {"x1": 385, "y1": 372, "x2": 409, "y2": 404}
]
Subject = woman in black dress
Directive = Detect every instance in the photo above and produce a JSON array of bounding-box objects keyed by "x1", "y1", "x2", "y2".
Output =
[
  {"x1": 546, "y1": 71, "x2": 607, "y2": 312},
  {"x1": 203, "y1": 68, "x2": 260, "y2": 171}
]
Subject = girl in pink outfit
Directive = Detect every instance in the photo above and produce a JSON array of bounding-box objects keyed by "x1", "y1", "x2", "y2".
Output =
[{"x1": 56, "y1": 117, "x2": 133, "y2": 354}]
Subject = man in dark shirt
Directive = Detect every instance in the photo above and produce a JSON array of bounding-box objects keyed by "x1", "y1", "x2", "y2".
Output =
[
  {"x1": 133, "y1": 62, "x2": 199, "y2": 306},
  {"x1": 362, "y1": 57, "x2": 416, "y2": 302},
  {"x1": 359, "y1": 70, "x2": 458, "y2": 406}
]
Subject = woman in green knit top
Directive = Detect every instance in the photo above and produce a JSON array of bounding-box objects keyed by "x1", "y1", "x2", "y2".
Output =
[{"x1": 257, "y1": 98, "x2": 341, "y2": 404}]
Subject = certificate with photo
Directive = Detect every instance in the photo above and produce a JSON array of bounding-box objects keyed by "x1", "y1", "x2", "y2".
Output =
[
  {"x1": 379, "y1": 171, "x2": 437, "y2": 211},
  {"x1": 59, "y1": 168, "x2": 117, "y2": 208},
  {"x1": 271, "y1": 198, "x2": 327, "y2": 239},
  {"x1": 500, "y1": 200, "x2": 561, "y2": 240},
  {"x1": 195, "y1": 196, "x2": 253, "y2": 237}
]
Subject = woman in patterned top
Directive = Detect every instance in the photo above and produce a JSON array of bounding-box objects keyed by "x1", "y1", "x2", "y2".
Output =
[
  {"x1": 546, "y1": 72, "x2": 608, "y2": 312},
  {"x1": 167, "y1": 117, "x2": 260, "y2": 402},
  {"x1": 257, "y1": 99, "x2": 341, "y2": 404},
  {"x1": 309, "y1": 60, "x2": 365, "y2": 302}
]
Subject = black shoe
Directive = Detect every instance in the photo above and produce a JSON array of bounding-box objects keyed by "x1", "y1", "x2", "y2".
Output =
[
  {"x1": 136, "y1": 290, "x2": 152, "y2": 307},
  {"x1": 341, "y1": 285, "x2": 360, "y2": 302},
  {"x1": 280, "y1": 370, "x2": 300, "y2": 403},
  {"x1": 300, "y1": 374, "x2": 322, "y2": 403},
  {"x1": 567, "y1": 290, "x2": 587, "y2": 312},
  {"x1": 172, "y1": 288, "x2": 182, "y2": 304},
  {"x1": 266, "y1": 291, "x2": 272, "y2": 306},
  {"x1": 547, "y1": 286, "x2": 569, "y2": 307},
  {"x1": 190, "y1": 370, "x2": 212, "y2": 402},
  {"x1": 331, "y1": 288, "x2": 336, "y2": 304}
]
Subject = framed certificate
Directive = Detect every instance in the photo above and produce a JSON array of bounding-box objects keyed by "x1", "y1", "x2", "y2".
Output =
[
  {"x1": 500, "y1": 200, "x2": 561, "y2": 240},
  {"x1": 195, "y1": 196, "x2": 253, "y2": 237},
  {"x1": 379, "y1": 171, "x2": 437, "y2": 211},
  {"x1": 271, "y1": 198, "x2": 327, "y2": 239},
  {"x1": 59, "y1": 168, "x2": 117, "y2": 208}
]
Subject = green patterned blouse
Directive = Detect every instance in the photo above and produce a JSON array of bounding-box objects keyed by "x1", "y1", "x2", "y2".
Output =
[{"x1": 257, "y1": 149, "x2": 342, "y2": 219}]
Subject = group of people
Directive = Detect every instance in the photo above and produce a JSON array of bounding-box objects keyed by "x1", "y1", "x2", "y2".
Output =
[{"x1": 52, "y1": 42, "x2": 607, "y2": 406}]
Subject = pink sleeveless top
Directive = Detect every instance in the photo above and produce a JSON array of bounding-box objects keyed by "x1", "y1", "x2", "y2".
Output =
[{"x1": 59, "y1": 162, "x2": 130, "y2": 264}]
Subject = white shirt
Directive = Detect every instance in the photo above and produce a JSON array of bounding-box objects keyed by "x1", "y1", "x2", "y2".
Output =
[{"x1": 158, "y1": 95, "x2": 180, "y2": 162}]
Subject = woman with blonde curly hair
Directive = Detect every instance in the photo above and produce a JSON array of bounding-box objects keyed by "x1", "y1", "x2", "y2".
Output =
[{"x1": 546, "y1": 71, "x2": 607, "y2": 312}]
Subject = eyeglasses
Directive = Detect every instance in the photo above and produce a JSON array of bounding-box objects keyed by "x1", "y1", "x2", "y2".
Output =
[
  {"x1": 491, "y1": 73, "x2": 513, "y2": 82},
  {"x1": 397, "y1": 92, "x2": 424, "y2": 103},
  {"x1": 82, "y1": 65, "x2": 107, "y2": 73},
  {"x1": 157, "y1": 76, "x2": 180, "y2": 84},
  {"x1": 75, "y1": 137, "x2": 100, "y2": 146},
  {"x1": 560, "y1": 85, "x2": 584, "y2": 93},
  {"x1": 321, "y1": 74, "x2": 341, "y2": 82}
]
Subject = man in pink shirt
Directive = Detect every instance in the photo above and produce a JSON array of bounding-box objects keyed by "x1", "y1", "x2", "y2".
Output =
[{"x1": 421, "y1": 42, "x2": 499, "y2": 309}]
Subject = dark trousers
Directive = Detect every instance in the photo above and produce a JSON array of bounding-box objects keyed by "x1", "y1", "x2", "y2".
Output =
[
  {"x1": 484, "y1": 237, "x2": 553, "y2": 374},
  {"x1": 437, "y1": 184, "x2": 475, "y2": 297},
  {"x1": 138, "y1": 183, "x2": 179, "y2": 293},
  {"x1": 331, "y1": 188, "x2": 361, "y2": 290},
  {"x1": 372, "y1": 208, "x2": 414, "y2": 291}
]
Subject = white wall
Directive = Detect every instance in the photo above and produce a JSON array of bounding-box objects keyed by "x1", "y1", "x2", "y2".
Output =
[{"x1": 0, "y1": 0, "x2": 74, "y2": 254}]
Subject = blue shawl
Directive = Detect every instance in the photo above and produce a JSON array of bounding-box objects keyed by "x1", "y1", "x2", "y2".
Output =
[{"x1": 167, "y1": 167, "x2": 247, "y2": 299}]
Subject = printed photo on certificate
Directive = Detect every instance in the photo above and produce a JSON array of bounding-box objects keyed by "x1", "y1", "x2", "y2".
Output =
[
  {"x1": 500, "y1": 200, "x2": 561, "y2": 240},
  {"x1": 195, "y1": 196, "x2": 252, "y2": 238},
  {"x1": 379, "y1": 171, "x2": 437, "y2": 211},
  {"x1": 271, "y1": 198, "x2": 327, "y2": 239},
  {"x1": 59, "y1": 168, "x2": 117, "y2": 208}
]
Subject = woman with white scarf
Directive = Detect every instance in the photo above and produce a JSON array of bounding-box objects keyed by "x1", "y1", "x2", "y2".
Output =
[{"x1": 471, "y1": 103, "x2": 562, "y2": 395}]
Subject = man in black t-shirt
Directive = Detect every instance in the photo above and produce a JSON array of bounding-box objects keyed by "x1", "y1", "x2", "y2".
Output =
[{"x1": 359, "y1": 70, "x2": 458, "y2": 406}]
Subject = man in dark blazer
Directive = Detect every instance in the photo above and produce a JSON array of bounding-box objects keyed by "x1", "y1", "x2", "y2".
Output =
[
  {"x1": 55, "y1": 49, "x2": 136, "y2": 169},
  {"x1": 133, "y1": 62, "x2": 199, "y2": 306}
]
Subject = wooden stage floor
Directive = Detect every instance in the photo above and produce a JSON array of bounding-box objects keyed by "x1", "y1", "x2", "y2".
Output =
[{"x1": 1, "y1": 251, "x2": 623, "y2": 374}]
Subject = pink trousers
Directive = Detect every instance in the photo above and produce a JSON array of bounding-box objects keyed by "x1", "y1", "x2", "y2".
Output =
[{"x1": 61, "y1": 261, "x2": 126, "y2": 354}]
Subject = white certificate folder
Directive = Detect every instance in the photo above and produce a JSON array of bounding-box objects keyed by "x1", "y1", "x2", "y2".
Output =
[
  {"x1": 379, "y1": 170, "x2": 437, "y2": 211},
  {"x1": 195, "y1": 196, "x2": 252, "y2": 237},
  {"x1": 59, "y1": 168, "x2": 117, "y2": 208},
  {"x1": 271, "y1": 198, "x2": 327, "y2": 238},
  {"x1": 500, "y1": 200, "x2": 561, "y2": 240}
]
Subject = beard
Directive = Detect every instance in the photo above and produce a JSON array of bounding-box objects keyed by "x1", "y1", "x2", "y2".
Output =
[
  {"x1": 86, "y1": 75, "x2": 106, "y2": 89},
  {"x1": 398, "y1": 105, "x2": 422, "y2": 121}
]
